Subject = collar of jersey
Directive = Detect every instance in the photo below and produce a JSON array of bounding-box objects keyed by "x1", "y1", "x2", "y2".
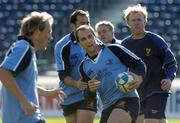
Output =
[
  {"x1": 86, "y1": 48, "x2": 103, "y2": 63},
  {"x1": 17, "y1": 36, "x2": 34, "y2": 47},
  {"x1": 70, "y1": 32, "x2": 77, "y2": 44},
  {"x1": 111, "y1": 38, "x2": 116, "y2": 44},
  {"x1": 86, "y1": 44, "x2": 105, "y2": 62}
]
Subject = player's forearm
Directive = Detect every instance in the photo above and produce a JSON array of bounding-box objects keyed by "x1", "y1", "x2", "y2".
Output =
[
  {"x1": 37, "y1": 86, "x2": 48, "y2": 96},
  {"x1": 37, "y1": 86, "x2": 53, "y2": 97},
  {"x1": 64, "y1": 76, "x2": 78, "y2": 88},
  {"x1": 58, "y1": 71, "x2": 79, "y2": 88},
  {"x1": 0, "y1": 68, "x2": 28, "y2": 104},
  {"x1": 165, "y1": 60, "x2": 177, "y2": 81},
  {"x1": 133, "y1": 60, "x2": 146, "y2": 78}
]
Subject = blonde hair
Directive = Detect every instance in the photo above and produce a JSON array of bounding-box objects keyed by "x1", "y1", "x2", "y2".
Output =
[
  {"x1": 95, "y1": 20, "x2": 114, "y2": 32},
  {"x1": 19, "y1": 11, "x2": 54, "y2": 37},
  {"x1": 123, "y1": 4, "x2": 148, "y2": 22}
]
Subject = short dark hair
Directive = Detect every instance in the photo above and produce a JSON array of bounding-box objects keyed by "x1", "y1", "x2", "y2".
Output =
[{"x1": 70, "y1": 9, "x2": 89, "y2": 24}]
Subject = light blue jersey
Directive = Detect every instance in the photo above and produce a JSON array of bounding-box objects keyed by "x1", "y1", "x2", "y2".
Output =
[
  {"x1": 54, "y1": 33, "x2": 86, "y2": 105},
  {"x1": 0, "y1": 37, "x2": 42, "y2": 123},
  {"x1": 80, "y1": 44, "x2": 146, "y2": 110}
]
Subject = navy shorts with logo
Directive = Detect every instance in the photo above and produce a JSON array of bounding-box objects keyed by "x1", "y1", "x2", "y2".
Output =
[
  {"x1": 100, "y1": 97, "x2": 139, "y2": 123},
  {"x1": 61, "y1": 99, "x2": 97, "y2": 116},
  {"x1": 140, "y1": 93, "x2": 168, "y2": 119}
]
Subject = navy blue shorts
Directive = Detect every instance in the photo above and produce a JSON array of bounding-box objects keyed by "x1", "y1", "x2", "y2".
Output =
[
  {"x1": 61, "y1": 99, "x2": 97, "y2": 116},
  {"x1": 100, "y1": 97, "x2": 139, "y2": 123},
  {"x1": 36, "y1": 119, "x2": 46, "y2": 123},
  {"x1": 140, "y1": 93, "x2": 168, "y2": 119}
]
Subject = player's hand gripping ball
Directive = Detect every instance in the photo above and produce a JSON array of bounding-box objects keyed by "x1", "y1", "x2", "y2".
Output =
[{"x1": 115, "y1": 72, "x2": 134, "y2": 93}]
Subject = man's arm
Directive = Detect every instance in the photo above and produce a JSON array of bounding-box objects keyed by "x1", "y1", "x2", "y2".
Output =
[
  {"x1": 108, "y1": 44, "x2": 146, "y2": 91},
  {"x1": 55, "y1": 40, "x2": 86, "y2": 89},
  {"x1": 0, "y1": 68, "x2": 36, "y2": 115},
  {"x1": 37, "y1": 86, "x2": 66, "y2": 99},
  {"x1": 108, "y1": 44, "x2": 146, "y2": 77},
  {"x1": 58, "y1": 71, "x2": 88, "y2": 91},
  {"x1": 159, "y1": 40, "x2": 178, "y2": 90}
]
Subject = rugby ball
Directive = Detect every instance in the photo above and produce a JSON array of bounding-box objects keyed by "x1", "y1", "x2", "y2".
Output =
[{"x1": 115, "y1": 72, "x2": 134, "y2": 93}]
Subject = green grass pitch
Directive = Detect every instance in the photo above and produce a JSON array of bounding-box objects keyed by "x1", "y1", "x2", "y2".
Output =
[
  {"x1": 0, "y1": 117, "x2": 179, "y2": 123},
  {"x1": 45, "y1": 118, "x2": 179, "y2": 123}
]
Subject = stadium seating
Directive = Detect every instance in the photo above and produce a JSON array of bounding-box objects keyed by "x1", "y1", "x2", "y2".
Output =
[
  {"x1": 0, "y1": 0, "x2": 117, "y2": 72},
  {"x1": 0, "y1": 0, "x2": 179, "y2": 75}
]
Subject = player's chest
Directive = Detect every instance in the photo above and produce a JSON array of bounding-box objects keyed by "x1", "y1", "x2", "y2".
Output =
[
  {"x1": 127, "y1": 41, "x2": 157, "y2": 59},
  {"x1": 84, "y1": 50, "x2": 125, "y2": 78},
  {"x1": 69, "y1": 44, "x2": 85, "y2": 62}
]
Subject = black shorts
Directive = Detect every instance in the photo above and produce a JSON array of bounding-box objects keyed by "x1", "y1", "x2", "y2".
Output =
[
  {"x1": 140, "y1": 93, "x2": 168, "y2": 119},
  {"x1": 36, "y1": 118, "x2": 46, "y2": 123},
  {"x1": 100, "y1": 97, "x2": 139, "y2": 123},
  {"x1": 61, "y1": 99, "x2": 97, "y2": 116}
]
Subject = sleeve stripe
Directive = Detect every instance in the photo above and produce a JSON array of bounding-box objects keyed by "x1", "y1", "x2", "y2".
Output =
[
  {"x1": 13, "y1": 45, "x2": 30, "y2": 71},
  {"x1": 59, "y1": 41, "x2": 71, "y2": 70}
]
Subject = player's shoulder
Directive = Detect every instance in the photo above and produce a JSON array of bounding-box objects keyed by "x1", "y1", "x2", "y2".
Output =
[
  {"x1": 107, "y1": 43, "x2": 123, "y2": 49},
  {"x1": 1, "y1": 40, "x2": 32, "y2": 68},
  {"x1": 122, "y1": 35, "x2": 131, "y2": 40},
  {"x1": 146, "y1": 31, "x2": 167, "y2": 45},
  {"x1": 55, "y1": 33, "x2": 71, "y2": 49},
  {"x1": 146, "y1": 31, "x2": 164, "y2": 41},
  {"x1": 56, "y1": 33, "x2": 71, "y2": 44},
  {"x1": 12, "y1": 39, "x2": 31, "y2": 53},
  {"x1": 115, "y1": 39, "x2": 122, "y2": 44},
  {"x1": 106, "y1": 43, "x2": 127, "y2": 54},
  {"x1": 121, "y1": 35, "x2": 132, "y2": 44}
]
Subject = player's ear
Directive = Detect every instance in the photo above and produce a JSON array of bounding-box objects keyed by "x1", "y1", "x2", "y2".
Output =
[
  {"x1": 71, "y1": 23, "x2": 76, "y2": 31},
  {"x1": 78, "y1": 42, "x2": 83, "y2": 48},
  {"x1": 32, "y1": 29, "x2": 39, "y2": 39},
  {"x1": 34, "y1": 28, "x2": 40, "y2": 35},
  {"x1": 144, "y1": 19, "x2": 147, "y2": 24},
  {"x1": 126, "y1": 22, "x2": 130, "y2": 27}
]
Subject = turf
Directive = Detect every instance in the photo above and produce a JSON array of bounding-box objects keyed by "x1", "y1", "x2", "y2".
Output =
[
  {"x1": 0, "y1": 117, "x2": 179, "y2": 123},
  {"x1": 45, "y1": 118, "x2": 180, "y2": 123}
]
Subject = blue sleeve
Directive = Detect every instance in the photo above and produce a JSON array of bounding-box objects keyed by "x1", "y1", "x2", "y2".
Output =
[
  {"x1": 14, "y1": 48, "x2": 32, "y2": 75},
  {"x1": 155, "y1": 36, "x2": 177, "y2": 80},
  {"x1": 55, "y1": 41, "x2": 71, "y2": 81},
  {"x1": 79, "y1": 61, "x2": 96, "y2": 100},
  {"x1": 0, "y1": 41, "x2": 32, "y2": 75},
  {"x1": 108, "y1": 44, "x2": 146, "y2": 78}
]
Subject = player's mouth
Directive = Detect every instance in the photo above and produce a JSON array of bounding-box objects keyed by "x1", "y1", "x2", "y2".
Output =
[
  {"x1": 87, "y1": 43, "x2": 93, "y2": 48},
  {"x1": 101, "y1": 37, "x2": 106, "y2": 41}
]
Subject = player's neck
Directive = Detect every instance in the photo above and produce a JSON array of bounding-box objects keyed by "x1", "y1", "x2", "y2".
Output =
[
  {"x1": 132, "y1": 31, "x2": 146, "y2": 39},
  {"x1": 88, "y1": 45, "x2": 101, "y2": 58}
]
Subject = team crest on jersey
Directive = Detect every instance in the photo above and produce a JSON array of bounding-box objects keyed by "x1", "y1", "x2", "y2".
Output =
[
  {"x1": 145, "y1": 48, "x2": 152, "y2": 56},
  {"x1": 116, "y1": 100, "x2": 125, "y2": 108},
  {"x1": 87, "y1": 100, "x2": 94, "y2": 105}
]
